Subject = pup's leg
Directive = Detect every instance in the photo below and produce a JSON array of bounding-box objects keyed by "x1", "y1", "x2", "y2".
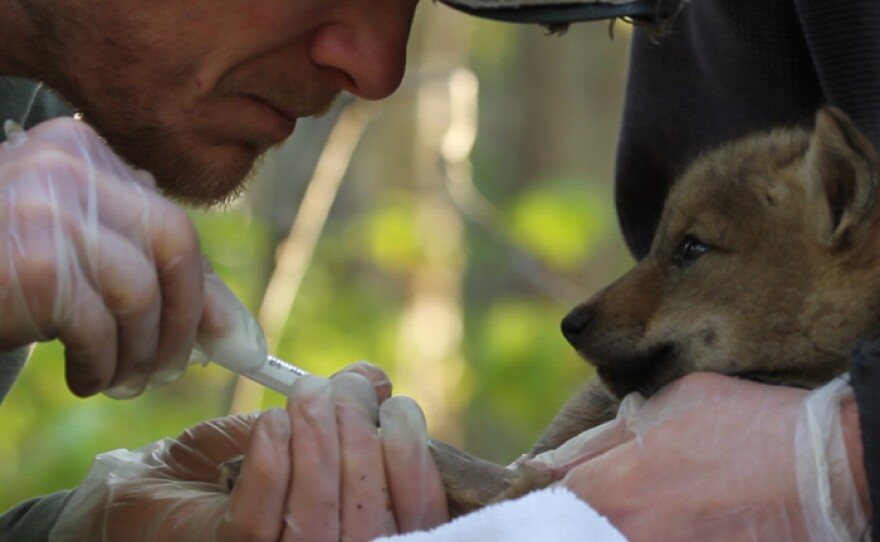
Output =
[
  {"x1": 427, "y1": 440, "x2": 553, "y2": 517},
  {"x1": 433, "y1": 379, "x2": 620, "y2": 514},
  {"x1": 220, "y1": 380, "x2": 618, "y2": 517},
  {"x1": 219, "y1": 441, "x2": 553, "y2": 519}
]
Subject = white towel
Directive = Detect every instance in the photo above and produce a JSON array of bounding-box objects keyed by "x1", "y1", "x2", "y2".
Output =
[{"x1": 373, "y1": 487, "x2": 627, "y2": 542}]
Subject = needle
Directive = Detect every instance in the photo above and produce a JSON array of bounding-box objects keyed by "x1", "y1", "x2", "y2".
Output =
[{"x1": 266, "y1": 355, "x2": 310, "y2": 378}]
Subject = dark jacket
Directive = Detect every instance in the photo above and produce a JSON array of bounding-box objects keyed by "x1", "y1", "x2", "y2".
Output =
[{"x1": 615, "y1": 1, "x2": 880, "y2": 537}]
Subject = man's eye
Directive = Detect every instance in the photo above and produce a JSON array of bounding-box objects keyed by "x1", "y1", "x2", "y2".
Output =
[{"x1": 673, "y1": 235, "x2": 710, "y2": 267}]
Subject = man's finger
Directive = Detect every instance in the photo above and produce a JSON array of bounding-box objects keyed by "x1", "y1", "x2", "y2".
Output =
[
  {"x1": 60, "y1": 285, "x2": 116, "y2": 397},
  {"x1": 334, "y1": 373, "x2": 398, "y2": 541},
  {"x1": 220, "y1": 408, "x2": 291, "y2": 542},
  {"x1": 93, "y1": 231, "x2": 162, "y2": 397},
  {"x1": 283, "y1": 376, "x2": 341, "y2": 542},
  {"x1": 334, "y1": 360, "x2": 393, "y2": 403},
  {"x1": 147, "y1": 201, "x2": 203, "y2": 387},
  {"x1": 380, "y1": 396, "x2": 449, "y2": 532}
]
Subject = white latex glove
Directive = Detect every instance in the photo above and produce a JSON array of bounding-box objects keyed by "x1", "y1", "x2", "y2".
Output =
[
  {"x1": 48, "y1": 362, "x2": 449, "y2": 542},
  {"x1": 522, "y1": 373, "x2": 870, "y2": 542},
  {"x1": 0, "y1": 117, "x2": 205, "y2": 398}
]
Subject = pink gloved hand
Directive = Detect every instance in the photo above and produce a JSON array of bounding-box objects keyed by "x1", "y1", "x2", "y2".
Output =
[
  {"x1": 280, "y1": 367, "x2": 448, "y2": 540},
  {"x1": 0, "y1": 117, "x2": 205, "y2": 398},
  {"x1": 47, "y1": 362, "x2": 449, "y2": 542},
  {"x1": 523, "y1": 373, "x2": 870, "y2": 542}
]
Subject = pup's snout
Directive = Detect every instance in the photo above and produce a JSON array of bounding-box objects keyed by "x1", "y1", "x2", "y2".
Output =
[{"x1": 561, "y1": 307, "x2": 592, "y2": 347}]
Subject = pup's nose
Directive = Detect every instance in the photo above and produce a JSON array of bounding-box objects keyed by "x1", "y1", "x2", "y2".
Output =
[{"x1": 560, "y1": 307, "x2": 592, "y2": 346}]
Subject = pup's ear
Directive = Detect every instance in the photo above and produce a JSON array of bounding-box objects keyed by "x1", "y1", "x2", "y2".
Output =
[{"x1": 805, "y1": 107, "x2": 880, "y2": 247}]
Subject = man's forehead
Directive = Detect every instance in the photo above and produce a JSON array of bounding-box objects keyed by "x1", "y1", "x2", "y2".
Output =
[{"x1": 437, "y1": 0, "x2": 685, "y2": 25}]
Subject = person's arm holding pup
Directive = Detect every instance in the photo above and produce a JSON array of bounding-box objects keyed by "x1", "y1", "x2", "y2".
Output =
[{"x1": 543, "y1": 373, "x2": 870, "y2": 540}]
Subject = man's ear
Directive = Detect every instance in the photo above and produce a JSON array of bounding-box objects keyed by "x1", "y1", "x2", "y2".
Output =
[{"x1": 804, "y1": 106, "x2": 880, "y2": 248}]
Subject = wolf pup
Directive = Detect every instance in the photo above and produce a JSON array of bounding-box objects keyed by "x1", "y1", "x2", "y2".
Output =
[
  {"x1": 530, "y1": 106, "x2": 879, "y2": 456},
  {"x1": 226, "y1": 107, "x2": 880, "y2": 518}
]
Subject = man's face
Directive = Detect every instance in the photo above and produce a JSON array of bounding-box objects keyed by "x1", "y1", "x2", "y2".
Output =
[{"x1": 28, "y1": 0, "x2": 418, "y2": 204}]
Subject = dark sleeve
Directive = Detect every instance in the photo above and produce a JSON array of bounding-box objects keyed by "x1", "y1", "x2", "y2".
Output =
[
  {"x1": 791, "y1": 1, "x2": 880, "y2": 146},
  {"x1": 614, "y1": 0, "x2": 880, "y2": 260},
  {"x1": 850, "y1": 343, "x2": 880, "y2": 540},
  {"x1": 0, "y1": 77, "x2": 73, "y2": 132},
  {"x1": 0, "y1": 348, "x2": 30, "y2": 405},
  {"x1": 614, "y1": 0, "x2": 880, "y2": 537},
  {"x1": 0, "y1": 491, "x2": 76, "y2": 542}
]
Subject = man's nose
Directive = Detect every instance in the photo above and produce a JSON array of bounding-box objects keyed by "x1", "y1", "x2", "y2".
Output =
[{"x1": 309, "y1": 0, "x2": 418, "y2": 100}]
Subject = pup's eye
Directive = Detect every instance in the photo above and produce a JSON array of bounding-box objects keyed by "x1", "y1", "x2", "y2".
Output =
[{"x1": 673, "y1": 235, "x2": 710, "y2": 267}]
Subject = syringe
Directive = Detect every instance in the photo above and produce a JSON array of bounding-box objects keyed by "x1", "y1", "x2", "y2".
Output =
[
  {"x1": 187, "y1": 272, "x2": 309, "y2": 395},
  {"x1": 189, "y1": 348, "x2": 310, "y2": 395}
]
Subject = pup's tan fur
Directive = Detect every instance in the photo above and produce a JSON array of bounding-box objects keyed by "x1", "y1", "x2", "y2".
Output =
[{"x1": 534, "y1": 106, "x2": 880, "y2": 454}]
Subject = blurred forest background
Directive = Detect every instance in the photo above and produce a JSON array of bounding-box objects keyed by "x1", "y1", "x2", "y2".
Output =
[{"x1": 1, "y1": 7, "x2": 635, "y2": 508}]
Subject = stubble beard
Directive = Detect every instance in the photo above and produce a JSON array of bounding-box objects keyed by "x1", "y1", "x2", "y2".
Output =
[
  {"x1": 19, "y1": 11, "x2": 261, "y2": 207},
  {"x1": 67, "y1": 88, "x2": 272, "y2": 207},
  {"x1": 64, "y1": 74, "x2": 339, "y2": 208}
]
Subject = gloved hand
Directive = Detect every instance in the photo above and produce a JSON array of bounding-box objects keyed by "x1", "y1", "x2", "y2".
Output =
[
  {"x1": 0, "y1": 117, "x2": 205, "y2": 398},
  {"x1": 522, "y1": 373, "x2": 870, "y2": 541},
  {"x1": 47, "y1": 362, "x2": 449, "y2": 542}
]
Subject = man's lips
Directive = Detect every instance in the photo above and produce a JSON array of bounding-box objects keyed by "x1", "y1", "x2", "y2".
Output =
[
  {"x1": 250, "y1": 95, "x2": 302, "y2": 123},
  {"x1": 238, "y1": 94, "x2": 301, "y2": 141}
]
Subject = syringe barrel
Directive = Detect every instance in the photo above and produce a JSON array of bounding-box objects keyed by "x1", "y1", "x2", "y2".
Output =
[{"x1": 241, "y1": 357, "x2": 309, "y2": 395}]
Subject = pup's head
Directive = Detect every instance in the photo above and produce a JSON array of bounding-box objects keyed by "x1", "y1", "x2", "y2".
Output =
[{"x1": 563, "y1": 107, "x2": 880, "y2": 398}]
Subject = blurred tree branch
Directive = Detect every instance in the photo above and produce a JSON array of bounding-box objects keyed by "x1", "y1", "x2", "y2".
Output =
[{"x1": 229, "y1": 99, "x2": 378, "y2": 414}]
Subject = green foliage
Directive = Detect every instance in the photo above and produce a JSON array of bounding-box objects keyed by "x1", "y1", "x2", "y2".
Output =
[
  {"x1": 0, "y1": 341, "x2": 234, "y2": 508},
  {"x1": 357, "y1": 196, "x2": 424, "y2": 274},
  {"x1": 461, "y1": 298, "x2": 594, "y2": 463},
  {"x1": 507, "y1": 178, "x2": 616, "y2": 271},
  {"x1": 471, "y1": 24, "x2": 519, "y2": 79},
  {"x1": 271, "y1": 254, "x2": 404, "y2": 398},
  {"x1": 190, "y1": 207, "x2": 273, "y2": 306}
]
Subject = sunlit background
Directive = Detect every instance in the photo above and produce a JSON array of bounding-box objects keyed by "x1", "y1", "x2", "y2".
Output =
[{"x1": 0, "y1": 7, "x2": 635, "y2": 508}]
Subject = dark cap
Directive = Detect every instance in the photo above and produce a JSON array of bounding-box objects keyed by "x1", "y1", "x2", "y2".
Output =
[{"x1": 437, "y1": 0, "x2": 685, "y2": 25}]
